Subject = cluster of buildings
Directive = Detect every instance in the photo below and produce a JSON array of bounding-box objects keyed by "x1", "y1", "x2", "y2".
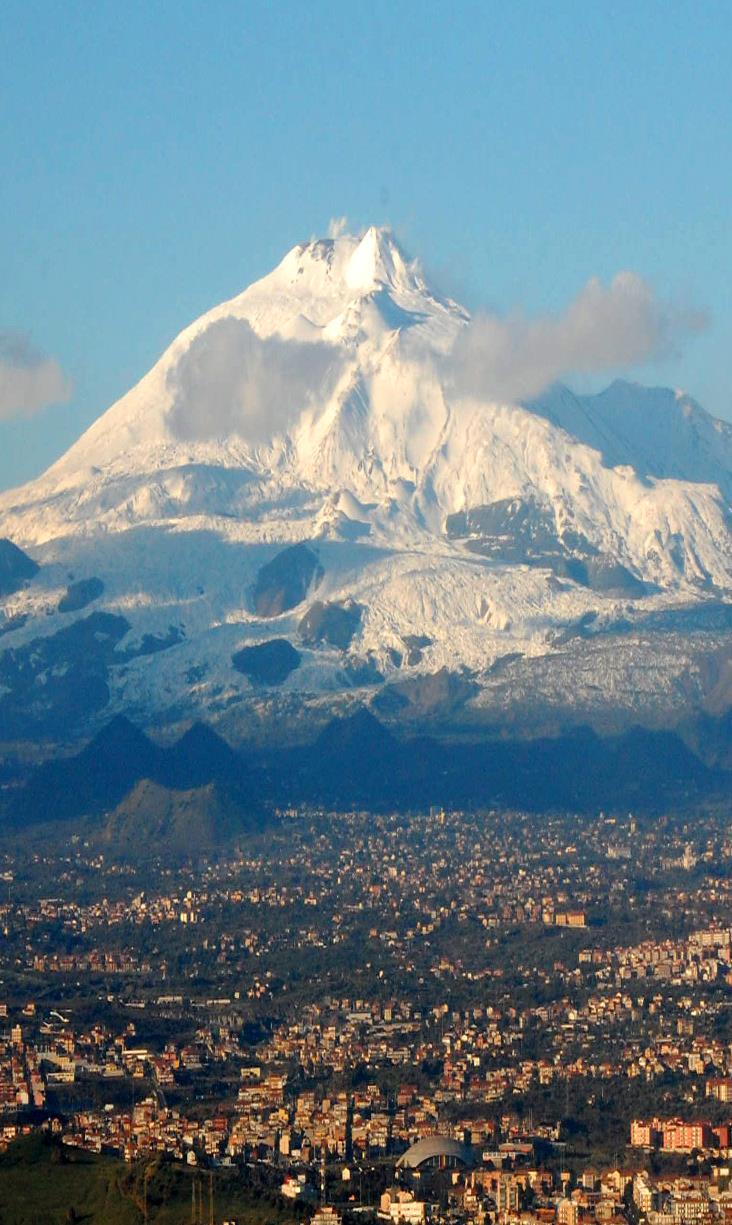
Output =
[
  {"x1": 3, "y1": 808, "x2": 732, "y2": 1007},
  {"x1": 0, "y1": 1014, "x2": 44, "y2": 1113},
  {"x1": 3, "y1": 806, "x2": 732, "y2": 1222},
  {"x1": 587, "y1": 929, "x2": 732, "y2": 988},
  {"x1": 629, "y1": 1118, "x2": 732, "y2": 1153},
  {"x1": 631, "y1": 1170, "x2": 732, "y2": 1225}
]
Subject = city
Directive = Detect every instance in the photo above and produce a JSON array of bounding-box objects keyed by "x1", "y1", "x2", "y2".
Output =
[{"x1": 3, "y1": 806, "x2": 732, "y2": 1222}]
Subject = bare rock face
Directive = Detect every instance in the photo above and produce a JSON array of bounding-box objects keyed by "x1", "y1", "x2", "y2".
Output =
[
  {"x1": 299, "y1": 600, "x2": 363, "y2": 649},
  {"x1": 401, "y1": 634, "x2": 432, "y2": 666},
  {"x1": 250, "y1": 544, "x2": 323, "y2": 617},
  {"x1": 449, "y1": 497, "x2": 648, "y2": 598},
  {"x1": 0, "y1": 612, "x2": 130, "y2": 737},
  {"x1": 373, "y1": 667, "x2": 478, "y2": 719},
  {"x1": 232, "y1": 638, "x2": 301, "y2": 685},
  {"x1": 58, "y1": 576, "x2": 105, "y2": 613},
  {"x1": 0, "y1": 538, "x2": 39, "y2": 596}
]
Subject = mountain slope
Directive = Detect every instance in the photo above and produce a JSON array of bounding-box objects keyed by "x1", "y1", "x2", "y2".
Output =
[
  {"x1": 101, "y1": 778, "x2": 258, "y2": 861},
  {"x1": 531, "y1": 380, "x2": 732, "y2": 498},
  {"x1": 4, "y1": 716, "x2": 257, "y2": 825},
  {"x1": 1, "y1": 225, "x2": 732, "y2": 743}
]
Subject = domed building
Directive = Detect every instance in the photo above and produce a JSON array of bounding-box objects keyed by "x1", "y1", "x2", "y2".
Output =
[{"x1": 396, "y1": 1136, "x2": 474, "y2": 1171}]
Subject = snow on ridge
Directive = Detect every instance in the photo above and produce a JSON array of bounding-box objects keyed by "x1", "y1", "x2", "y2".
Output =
[{"x1": 1, "y1": 226, "x2": 732, "y2": 730}]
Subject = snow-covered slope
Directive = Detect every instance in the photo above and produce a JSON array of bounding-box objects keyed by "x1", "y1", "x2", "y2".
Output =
[
  {"x1": 2, "y1": 226, "x2": 732, "y2": 741},
  {"x1": 531, "y1": 380, "x2": 732, "y2": 500}
]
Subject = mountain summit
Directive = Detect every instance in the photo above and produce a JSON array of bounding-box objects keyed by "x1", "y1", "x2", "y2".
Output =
[
  {"x1": 11, "y1": 225, "x2": 462, "y2": 495},
  {"x1": 2, "y1": 226, "x2": 732, "y2": 744}
]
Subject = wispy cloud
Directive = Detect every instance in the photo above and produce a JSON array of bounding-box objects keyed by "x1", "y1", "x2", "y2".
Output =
[
  {"x1": 0, "y1": 332, "x2": 72, "y2": 421},
  {"x1": 327, "y1": 216, "x2": 349, "y2": 239},
  {"x1": 167, "y1": 317, "x2": 343, "y2": 444},
  {"x1": 444, "y1": 272, "x2": 707, "y2": 404}
]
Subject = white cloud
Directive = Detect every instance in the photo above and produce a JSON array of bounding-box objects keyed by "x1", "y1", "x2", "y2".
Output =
[
  {"x1": 0, "y1": 332, "x2": 72, "y2": 421},
  {"x1": 327, "y1": 215, "x2": 349, "y2": 239},
  {"x1": 444, "y1": 272, "x2": 707, "y2": 404},
  {"x1": 167, "y1": 316, "x2": 343, "y2": 444}
]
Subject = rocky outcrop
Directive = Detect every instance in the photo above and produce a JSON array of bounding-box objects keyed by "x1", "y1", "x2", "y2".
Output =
[
  {"x1": 232, "y1": 638, "x2": 301, "y2": 685},
  {"x1": 0, "y1": 611, "x2": 130, "y2": 737},
  {"x1": 58, "y1": 576, "x2": 105, "y2": 613},
  {"x1": 299, "y1": 600, "x2": 363, "y2": 649},
  {"x1": 251, "y1": 544, "x2": 323, "y2": 617},
  {"x1": 0, "y1": 538, "x2": 39, "y2": 596}
]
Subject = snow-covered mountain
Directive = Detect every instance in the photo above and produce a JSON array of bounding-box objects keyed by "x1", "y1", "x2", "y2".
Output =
[{"x1": 2, "y1": 225, "x2": 732, "y2": 744}]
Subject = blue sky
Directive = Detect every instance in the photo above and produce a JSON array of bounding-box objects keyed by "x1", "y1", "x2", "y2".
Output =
[{"x1": 1, "y1": 0, "x2": 730, "y2": 491}]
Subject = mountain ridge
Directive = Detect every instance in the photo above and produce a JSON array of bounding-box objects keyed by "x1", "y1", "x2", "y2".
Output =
[
  {"x1": 1, "y1": 710, "x2": 728, "y2": 834},
  {"x1": 1, "y1": 225, "x2": 732, "y2": 745}
]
